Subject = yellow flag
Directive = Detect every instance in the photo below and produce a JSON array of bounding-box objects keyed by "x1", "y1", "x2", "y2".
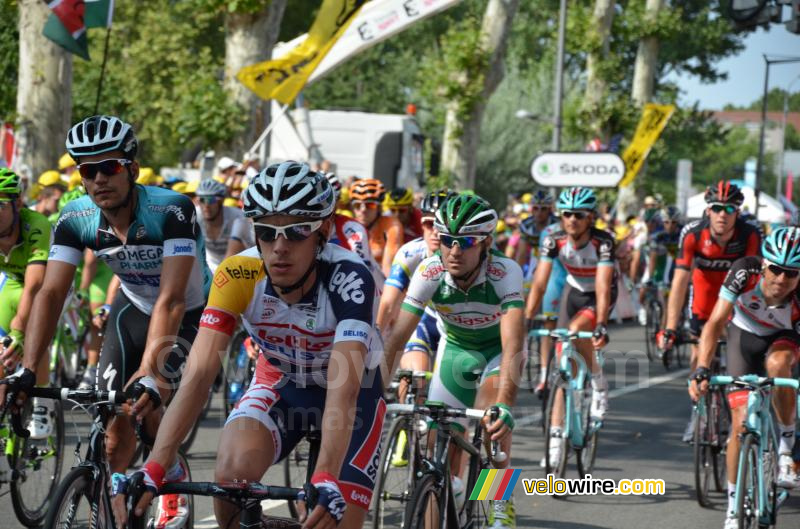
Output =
[
  {"x1": 619, "y1": 103, "x2": 676, "y2": 187},
  {"x1": 237, "y1": 0, "x2": 365, "y2": 104}
]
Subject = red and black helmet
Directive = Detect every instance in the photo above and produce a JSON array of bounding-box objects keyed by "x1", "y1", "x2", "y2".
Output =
[{"x1": 704, "y1": 180, "x2": 744, "y2": 207}]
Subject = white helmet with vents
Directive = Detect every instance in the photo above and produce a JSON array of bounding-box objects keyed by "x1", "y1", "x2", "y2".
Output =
[{"x1": 242, "y1": 161, "x2": 334, "y2": 219}]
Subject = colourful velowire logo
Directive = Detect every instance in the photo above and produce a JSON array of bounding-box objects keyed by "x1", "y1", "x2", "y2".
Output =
[{"x1": 469, "y1": 469, "x2": 521, "y2": 501}]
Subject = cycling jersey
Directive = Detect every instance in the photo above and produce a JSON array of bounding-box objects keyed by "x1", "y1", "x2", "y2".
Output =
[
  {"x1": 675, "y1": 217, "x2": 761, "y2": 320},
  {"x1": 368, "y1": 215, "x2": 403, "y2": 268},
  {"x1": 200, "y1": 244, "x2": 380, "y2": 385},
  {"x1": 519, "y1": 215, "x2": 560, "y2": 256},
  {"x1": 196, "y1": 205, "x2": 244, "y2": 273},
  {"x1": 329, "y1": 214, "x2": 374, "y2": 269},
  {"x1": 541, "y1": 227, "x2": 616, "y2": 292},
  {"x1": 539, "y1": 222, "x2": 567, "y2": 319},
  {"x1": 401, "y1": 208, "x2": 424, "y2": 243},
  {"x1": 0, "y1": 209, "x2": 52, "y2": 334},
  {"x1": 49, "y1": 185, "x2": 211, "y2": 314},
  {"x1": 230, "y1": 216, "x2": 255, "y2": 248},
  {"x1": 386, "y1": 237, "x2": 428, "y2": 291},
  {"x1": 646, "y1": 228, "x2": 682, "y2": 284}
]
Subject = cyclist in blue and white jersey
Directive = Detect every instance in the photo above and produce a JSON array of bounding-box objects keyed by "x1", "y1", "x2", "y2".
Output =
[{"x1": 9, "y1": 115, "x2": 210, "y2": 529}]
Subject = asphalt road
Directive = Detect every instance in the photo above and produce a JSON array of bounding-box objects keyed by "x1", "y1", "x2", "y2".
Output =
[{"x1": 2, "y1": 322, "x2": 799, "y2": 528}]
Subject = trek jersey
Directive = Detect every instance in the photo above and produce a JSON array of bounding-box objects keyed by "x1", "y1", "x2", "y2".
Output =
[
  {"x1": 49, "y1": 185, "x2": 211, "y2": 314},
  {"x1": 199, "y1": 244, "x2": 380, "y2": 385},
  {"x1": 196, "y1": 205, "x2": 244, "y2": 273},
  {"x1": 719, "y1": 256, "x2": 800, "y2": 336},
  {"x1": 0, "y1": 208, "x2": 51, "y2": 281},
  {"x1": 675, "y1": 217, "x2": 761, "y2": 320},
  {"x1": 401, "y1": 249, "x2": 524, "y2": 352},
  {"x1": 540, "y1": 227, "x2": 616, "y2": 293}
]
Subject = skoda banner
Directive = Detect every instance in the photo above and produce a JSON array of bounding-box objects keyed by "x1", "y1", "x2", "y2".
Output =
[{"x1": 530, "y1": 152, "x2": 626, "y2": 187}]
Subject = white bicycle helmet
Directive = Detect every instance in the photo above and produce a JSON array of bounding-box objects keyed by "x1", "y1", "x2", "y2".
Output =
[
  {"x1": 196, "y1": 179, "x2": 227, "y2": 198},
  {"x1": 66, "y1": 115, "x2": 138, "y2": 160},
  {"x1": 242, "y1": 161, "x2": 334, "y2": 219}
]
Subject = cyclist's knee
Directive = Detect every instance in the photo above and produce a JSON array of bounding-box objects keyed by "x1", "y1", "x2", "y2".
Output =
[
  {"x1": 766, "y1": 347, "x2": 795, "y2": 376},
  {"x1": 339, "y1": 504, "x2": 368, "y2": 529}
]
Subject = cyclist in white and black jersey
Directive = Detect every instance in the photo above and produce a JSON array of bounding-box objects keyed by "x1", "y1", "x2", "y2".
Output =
[{"x1": 195, "y1": 178, "x2": 243, "y2": 273}]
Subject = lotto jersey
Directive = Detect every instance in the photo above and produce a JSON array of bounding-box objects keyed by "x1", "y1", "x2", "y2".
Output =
[
  {"x1": 401, "y1": 249, "x2": 524, "y2": 352},
  {"x1": 676, "y1": 217, "x2": 761, "y2": 320},
  {"x1": 719, "y1": 256, "x2": 800, "y2": 336},
  {"x1": 0, "y1": 208, "x2": 51, "y2": 281},
  {"x1": 50, "y1": 185, "x2": 211, "y2": 314},
  {"x1": 200, "y1": 244, "x2": 380, "y2": 385},
  {"x1": 541, "y1": 227, "x2": 616, "y2": 293}
]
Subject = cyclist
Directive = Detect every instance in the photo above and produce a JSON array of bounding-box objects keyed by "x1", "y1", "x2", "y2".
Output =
[
  {"x1": 689, "y1": 227, "x2": 800, "y2": 529},
  {"x1": 641, "y1": 206, "x2": 683, "y2": 329},
  {"x1": 630, "y1": 208, "x2": 662, "y2": 324},
  {"x1": 524, "y1": 187, "x2": 615, "y2": 464},
  {"x1": 514, "y1": 189, "x2": 558, "y2": 267},
  {"x1": 659, "y1": 181, "x2": 761, "y2": 441},
  {"x1": 383, "y1": 192, "x2": 523, "y2": 528},
  {"x1": 7, "y1": 115, "x2": 210, "y2": 528},
  {"x1": 384, "y1": 187, "x2": 423, "y2": 243},
  {"x1": 0, "y1": 169, "x2": 52, "y2": 437},
  {"x1": 32, "y1": 182, "x2": 66, "y2": 217},
  {"x1": 225, "y1": 215, "x2": 255, "y2": 258},
  {"x1": 113, "y1": 161, "x2": 384, "y2": 529},
  {"x1": 350, "y1": 178, "x2": 403, "y2": 277},
  {"x1": 195, "y1": 178, "x2": 243, "y2": 273}
]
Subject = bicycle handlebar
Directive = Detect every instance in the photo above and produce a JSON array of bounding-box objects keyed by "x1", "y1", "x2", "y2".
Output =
[
  {"x1": 158, "y1": 481, "x2": 304, "y2": 502},
  {"x1": 25, "y1": 386, "x2": 127, "y2": 405},
  {"x1": 528, "y1": 329, "x2": 594, "y2": 339},
  {"x1": 708, "y1": 375, "x2": 800, "y2": 390}
]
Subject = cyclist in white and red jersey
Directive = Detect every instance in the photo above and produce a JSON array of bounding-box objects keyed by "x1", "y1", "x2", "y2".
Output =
[
  {"x1": 525, "y1": 186, "x2": 615, "y2": 465},
  {"x1": 113, "y1": 162, "x2": 383, "y2": 529},
  {"x1": 690, "y1": 227, "x2": 800, "y2": 528}
]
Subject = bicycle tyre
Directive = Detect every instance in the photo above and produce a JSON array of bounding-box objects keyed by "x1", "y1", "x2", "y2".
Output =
[
  {"x1": 711, "y1": 389, "x2": 730, "y2": 493},
  {"x1": 544, "y1": 378, "x2": 568, "y2": 479},
  {"x1": 373, "y1": 416, "x2": 417, "y2": 529},
  {"x1": 42, "y1": 466, "x2": 108, "y2": 529},
  {"x1": 693, "y1": 395, "x2": 713, "y2": 508},
  {"x1": 736, "y1": 433, "x2": 761, "y2": 529},
  {"x1": 224, "y1": 330, "x2": 256, "y2": 415},
  {"x1": 284, "y1": 437, "x2": 312, "y2": 520},
  {"x1": 11, "y1": 400, "x2": 65, "y2": 526},
  {"x1": 403, "y1": 473, "x2": 446, "y2": 529},
  {"x1": 576, "y1": 377, "x2": 599, "y2": 478},
  {"x1": 644, "y1": 301, "x2": 656, "y2": 362},
  {"x1": 462, "y1": 440, "x2": 491, "y2": 529},
  {"x1": 526, "y1": 331, "x2": 539, "y2": 393}
]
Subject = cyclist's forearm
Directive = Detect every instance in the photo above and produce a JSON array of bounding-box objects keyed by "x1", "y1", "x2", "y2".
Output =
[
  {"x1": 105, "y1": 275, "x2": 120, "y2": 306},
  {"x1": 79, "y1": 250, "x2": 98, "y2": 291},
  {"x1": 665, "y1": 270, "x2": 689, "y2": 330},
  {"x1": 629, "y1": 250, "x2": 640, "y2": 280},
  {"x1": 498, "y1": 309, "x2": 524, "y2": 406},
  {"x1": 141, "y1": 296, "x2": 186, "y2": 381},
  {"x1": 22, "y1": 287, "x2": 64, "y2": 372},
  {"x1": 646, "y1": 250, "x2": 657, "y2": 279},
  {"x1": 376, "y1": 286, "x2": 403, "y2": 330},
  {"x1": 595, "y1": 266, "x2": 613, "y2": 325}
]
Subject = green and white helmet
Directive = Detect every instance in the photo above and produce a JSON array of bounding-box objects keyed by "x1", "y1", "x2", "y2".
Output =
[
  {"x1": 434, "y1": 192, "x2": 497, "y2": 236},
  {"x1": 0, "y1": 168, "x2": 21, "y2": 196}
]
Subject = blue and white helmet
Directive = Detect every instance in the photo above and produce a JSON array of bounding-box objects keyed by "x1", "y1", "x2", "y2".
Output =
[
  {"x1": 762, "y1": 227, "x2": 800, "y2": 269},
  {"x1": 531, "y1": 189, "x2": 554, "y2": 206},
  {"x1": 196, "y1": 179, "x2": 227, "y2": 198},
  {"x1": 242, "y1": 161, "x2": 334, "y2": 219},
  {"x1": 66, "y1": 115, "x2": 138, "y2": 160},
  {"x1": 557, "y1": 187, "x2": 597, "y2": 211}
]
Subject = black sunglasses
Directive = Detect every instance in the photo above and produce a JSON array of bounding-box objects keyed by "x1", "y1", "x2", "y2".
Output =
[
  {"x1": 767, "y1": 263, "x2": 800, "y2": 279},
  {"x1": 78, "y1": 158, "x2": 132, "y2": 180},
  {"x1": 562, "y1": 211, "x2": 588, "y2": 220},
  {"x1": 709, "y1": 204, "x2": 737, "y2": 215}
]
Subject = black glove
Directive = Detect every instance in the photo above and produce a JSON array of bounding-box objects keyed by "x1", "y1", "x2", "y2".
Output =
[
  {"x1": 592, "y1": 323, "x2": 608, "y2": 342},
  {"x1": 4, "y1": 367, "x2": 35, "y2": 400},
  {"x1": 691, "y1": 366, "x2": 710, "y2": 384}
]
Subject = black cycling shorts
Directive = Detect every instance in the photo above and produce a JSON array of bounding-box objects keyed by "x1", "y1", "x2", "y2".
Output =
[
  {"x1": 97, "y1": 290, "x2": 202, "y2": 392},
  {"x1": 726, "y1": 323, "x2": 800, "y2": 378},
  {"x1": 557, "y1": 282, "x2": 618, "y2": 329}
]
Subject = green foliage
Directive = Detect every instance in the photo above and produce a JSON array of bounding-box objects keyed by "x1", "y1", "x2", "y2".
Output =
[
  {"x1": 786, "y1": 124, "x2": 800, "y2": 150},
  {"x1": 0, "y1": 0, "x2": 18, "y2": 122},
  {"x1": 72, "y1": 0, "x2": 243, "y2": 168},
  {"x1": 740, "y1": 88, "x2": 800, "y2": 113}
]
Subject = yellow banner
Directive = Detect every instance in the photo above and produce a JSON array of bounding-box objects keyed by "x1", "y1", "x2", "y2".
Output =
[
  {"x1": 619, "y1": 103, "x2": 676, "y2": 187},
  {"x1": 237, "y1": 0, "x2": 365, "y2": 104}
]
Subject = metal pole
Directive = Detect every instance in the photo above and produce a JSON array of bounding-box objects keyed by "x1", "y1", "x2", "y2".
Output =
[
  {"x1": 779, "y1": 76, "x2": 800, "y2": 198},
  {"x1": 754, "y1": 56, "x2": 770, "y2": 222},
  {"x1": 552, "y1": 0, "x2": 567, "y2": 152}
]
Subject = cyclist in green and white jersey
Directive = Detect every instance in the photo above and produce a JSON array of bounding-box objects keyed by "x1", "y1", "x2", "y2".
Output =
[
  {"x1": 384, "y1": 193, "x2": 524, "y2": 528},
  {"x1": 0, "y1": 169, "x2": 53, "y2": 437}
]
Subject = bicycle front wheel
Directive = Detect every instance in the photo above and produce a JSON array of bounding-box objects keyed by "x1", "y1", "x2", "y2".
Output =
[
  {"x1": 544, "y1": 378, "x2": 568, "y2": 479},
  {"x1": 284, "y1": 437, "x2": 312, "y2": 520},
  {"x1": 373, "y1": 416, "x2": 419, "y2": 529},
  {"x1": 576, "y1": 378, "x2": 599, "y2": 478},
  {"x1": 693, "y1": 396, "x2": 713, "y2": 508},
  {"x1": 735, "y1": 433, "x2": 761, "y2": 529},
  {"x1": 11, "y1": 401, "x2": 65, "y2": 526},
  {"x1": 43, "y1": 466, "x2": 109, "y2": 529},
  {"x1": 404, "y1": 473, "x2": 446, "y2": 529}
]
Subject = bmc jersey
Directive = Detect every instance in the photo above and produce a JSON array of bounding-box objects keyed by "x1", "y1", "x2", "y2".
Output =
[
  {"x1": 541, "y1": 227, "x2": 616, "y2": 292},
  {"x1": 675, "y1": 217, "x2": 761, "y2": 320},
  {"x1": 401, "y1": 249, "x2": 524, "y2": 352},
  {"x1": 200, "y1": 244, "x2": 380, "y2": 385},
  {"x1": 196, "y1": 205, "x2": 244, "y2": 273},
  {"x1": 50, "y1": 185, "x2": 211, "y2": 314},
  {"x1": 719, "y1": 256, "x2": 800, "y2": 336},
  {"x1": 0, "y1": 208, "x2": 51, "y2": 281}
]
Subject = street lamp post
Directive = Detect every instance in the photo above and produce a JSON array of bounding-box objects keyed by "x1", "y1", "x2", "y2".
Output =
[
  {"x1": 552, "y1": 0, "x2": 567, "y2": 152},
  {"x1": 755, "y1": 55, "x2": 800, "y2": 220},
  {"x1": 778, "y1": 75, "x2": 800, "y2": 197}
]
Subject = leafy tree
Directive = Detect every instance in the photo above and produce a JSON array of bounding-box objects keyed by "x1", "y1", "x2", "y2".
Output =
[{"x1": 0, "y1": 0, "x2": 17, "y2": 122}]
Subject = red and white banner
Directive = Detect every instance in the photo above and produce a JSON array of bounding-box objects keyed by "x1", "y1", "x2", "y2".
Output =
[{"x1": 273, "y1": 0, "x2": 462, "y2": 85}]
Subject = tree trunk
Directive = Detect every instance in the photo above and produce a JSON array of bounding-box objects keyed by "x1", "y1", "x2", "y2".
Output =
[
  {"x1": 583, "y1": 0, "x2": 616, "y2": 137},
  {"x1": 440, "y1": 0, "x2": 520, "y2": 190},
  {"x1": 15, "y1": 0, "x2": 72, "y2": 186},
  {"x1": 224, "y1": 0, "x2": 287, "y2": 158},
  {"x1": 631, "y1": 0, "x2": 663, "y2": 106}
]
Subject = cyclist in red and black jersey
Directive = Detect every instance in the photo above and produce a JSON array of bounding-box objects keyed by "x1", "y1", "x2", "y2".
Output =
[{"x1": 659, "y1": 180, "x2": 761, "y2": 441}]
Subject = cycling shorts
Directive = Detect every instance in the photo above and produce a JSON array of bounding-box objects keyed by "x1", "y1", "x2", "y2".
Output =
[
  {"x1": 689, "y1": 314, "x2": 707, "y2": 338},
  {"x1": 427, "y1": 337, "x2": 502, "y2": 431},
  {"x1": 0, "y1": 272, "x2": 22, "y2": 333},
  {"x1": 403, "y1": 310, "x2": 441, "y2": 358},
  {"x1": 557, "y1": 282, "x2": 618, "y2": 329},
  {"x1": 541, "y1": 259, "x2": 567, "y2": 319},
  {"x1": 227, "y1": 356, "x2": 386, "y2": 510},
  {"x1": 97, "y1": 290, "x2": 202, "y2": 392},
  {"x1": 726, "y1": 324, "x2": 800, "y2": 379}
]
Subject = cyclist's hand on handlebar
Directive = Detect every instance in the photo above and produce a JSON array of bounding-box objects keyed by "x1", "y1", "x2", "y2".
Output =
[
  {"x1": 111, "y1": 463, "x2": 162, "y2": 528},
  {"x1": 298, "y1": 472, "x2": 346, "y2": 529},
  {"x1": 656, "y1": 329, "x2": 676, "y2": 351},
  {"x1": 0, "y1": 366, "x2": 35, "y2": 413},
  {"x1": 0, "y1": 331, "x2": 24, "y2": 370},
  {"x1": 688, "y1": 367, "x2": 710, "y2": 401},
  {"x1": 484, "y1": 403, "x2": 515, "y2": 442},
  {"x1": 92, "y1": 304, "x2": 111, "y2": 330},
  {"x1": 126, "y1": 375, "x2": 163, "y2": 420},
  {"x1": 591, "y1": 323, "x2": 609, "y2": 349}
]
